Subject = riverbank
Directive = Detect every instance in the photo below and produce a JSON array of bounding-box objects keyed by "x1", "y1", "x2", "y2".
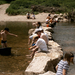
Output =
[
  {"x1": 0, "y1": 4, "x2": 68, "y2": 23},
  {"x1": 0, "y1": 4, "x2": 49, "y2": 22}
]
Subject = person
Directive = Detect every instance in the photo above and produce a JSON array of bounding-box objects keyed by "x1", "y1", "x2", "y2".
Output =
[
  {"x1": 0, "y1": 28, "x2": 18, "y2": 48},
  {"x1": 0, "y1": 30, "x2": 4, "y2": 47},
  {"x1": 26, "y1": 12, "x2": 30, "y2": 19},
  {"x1": 28, "y1": 34, "x2": 38, "y2": 50},
  {"x1": 50, "y1": 18, "x2": 53, "y2": 24},
  {"x1": 48, "y1": 14, "x2": 51, "y2": 19},
  {"x1": 32, "y1": 22, "x2": 43, "y2": 34},
  {"x1": 32, "y1": 22, "x2": 42, "y2": 29},
  {"x1": 27, "y1": 35, "x2": 48, "y2": 58},
  {"x1": 33, "y1": 28, "x2": 48, "y2": 45},
  {"x1": 28, "y1": 29, "x2": 41, "y2": 46},
  {"x1": 28, "y1": 34, "x2": 38, "y2": 45},
  {"x1": 56, "y1": 52, "x2": 74, "y2": 75},
  {"x1": 28, "y1": 28, "x2": 48, "y2": 46},
  {"x1": 31, "y1": 13, "x2": 35, "y2": 19},
  {"x1": 40, "y1": 28, "x2": 48, "y2": 45},
  {"x1": 46, "y1": 17, "x2": 50, "y2": 24}
]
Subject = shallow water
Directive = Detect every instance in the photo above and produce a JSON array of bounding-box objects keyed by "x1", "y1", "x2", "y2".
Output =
[
  {"x1": 0, "y1": 21, "x2": 75, "y2": 75},
  {"x1": 0, "y1": 21, "x2": 33, "y2": 74},
  {"x1": 52, "y1": 22, "x2": 75, "y2": 75}
]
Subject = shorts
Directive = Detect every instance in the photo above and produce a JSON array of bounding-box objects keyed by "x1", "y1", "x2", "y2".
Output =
[{"x1": 1, "y1": 40, "x2": 7, "y2": 43}]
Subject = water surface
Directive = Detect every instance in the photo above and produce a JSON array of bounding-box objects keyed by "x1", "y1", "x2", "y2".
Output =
[
  {"x1": 52, "y1": 22, "x2": 75, "y2": 75},
  {"x1": 0, "y1": 21, "x2": 33, "y2": 73}
]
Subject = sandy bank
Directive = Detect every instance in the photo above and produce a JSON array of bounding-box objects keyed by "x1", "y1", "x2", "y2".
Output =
[{"x1": 0, "y1": 4, "x2": 49, "y2": 22}]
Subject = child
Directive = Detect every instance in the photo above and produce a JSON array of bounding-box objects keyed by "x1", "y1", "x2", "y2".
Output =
[
  {"x1": 0, "y1": 28, "x2": 18, "y2": 48},
  {"x1": 32, "y1": 13, "x2": 35, "y2": 19},
  {"x1": 27, "y1": 35, "x2": 48, "y2": 58},
  {"x1": 56, "y1": 52, "x2": 74, "y2": 75},
  {"x1": 26, "y1": 12, "x2": 30, "y2": 19}
]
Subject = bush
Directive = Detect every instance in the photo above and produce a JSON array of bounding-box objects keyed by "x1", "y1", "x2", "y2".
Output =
[
  {"x1": 0, "y1": 1, "x2": 6, "y2": 5},
  {"x1": 6, "y1": 0, "x2": 75, "y2": 15}
]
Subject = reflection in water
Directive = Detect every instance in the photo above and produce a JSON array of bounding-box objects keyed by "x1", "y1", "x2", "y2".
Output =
[
  {"x1": 52, "y1": 22, "x2": 75, "y2": 75},
  {"x1": 0, "y1": 22, "x2": 33, "y2": 73}
]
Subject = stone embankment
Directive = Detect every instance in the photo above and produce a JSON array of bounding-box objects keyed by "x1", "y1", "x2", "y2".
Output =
[
  {"x1": 51, "y1": 13, "x2": 68, "y2": 22},
  {"x1": 25, "y1": 24, "x2": 63, "y2": 75}
]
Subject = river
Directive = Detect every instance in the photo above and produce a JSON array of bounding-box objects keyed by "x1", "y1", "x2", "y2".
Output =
[
  {"x1": 0, "y1": 21, "x2": 33, "y2": 74},
  {"x1": 52, "y1": 22, "x2": 75, "y2": 75},
  {"x1": 0, "y1": 22, "x2": 75, "y2": 75}
]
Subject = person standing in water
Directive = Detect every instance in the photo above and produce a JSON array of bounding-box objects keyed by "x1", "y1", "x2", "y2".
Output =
[{"x1": 0, "y1": 28, "x2": 18, "y2": 48}]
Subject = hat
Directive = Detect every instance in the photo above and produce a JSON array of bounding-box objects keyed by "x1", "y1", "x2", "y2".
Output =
[
  {"x1": 33, "y1": 34, "x2": 38, "y2": 40},
  {"x1": 34, "y1": 29, "x2": 41, "y2": 33}
]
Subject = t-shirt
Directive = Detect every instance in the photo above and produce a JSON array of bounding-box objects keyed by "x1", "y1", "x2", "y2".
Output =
[
  {"x1": 56, "y1": 60, "x2": 69, "y2": 75},
  {"x1": 35, "y1": 38, "x2": 48, "y2": 51}
]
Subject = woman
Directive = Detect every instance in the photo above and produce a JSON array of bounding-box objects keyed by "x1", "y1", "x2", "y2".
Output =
[
  {"x1": 32, "y1": 22, "x2": 42, "y2": 29},
  {"x1": 56, "y1": 52, "x2": 74, "y2": 75}
]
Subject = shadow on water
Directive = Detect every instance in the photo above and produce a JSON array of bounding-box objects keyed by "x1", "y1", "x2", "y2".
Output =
[{"x1": 0, "y1": 21, "x2": 33, "y2": 73}]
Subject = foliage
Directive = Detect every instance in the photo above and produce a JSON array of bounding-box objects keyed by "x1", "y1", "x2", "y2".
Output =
[
  {"x1": 0, "y1": 0, "x2": 15, "y2": 4},
  {"x1": 1, "y1": 0, "x2": 75, "y2": 15},
  {"x1": 0, "y1": 0, "x2": 6, "y2": 5}
]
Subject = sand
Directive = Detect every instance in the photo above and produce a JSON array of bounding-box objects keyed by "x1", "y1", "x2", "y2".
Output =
[{"x1": 0, "y1": 4, "x2": 49, "y2": 22}]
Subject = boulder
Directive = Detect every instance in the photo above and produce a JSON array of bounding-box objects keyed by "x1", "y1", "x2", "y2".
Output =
[
  {"x1": 25, "y1": 40, "x2": 63, "y2": 75},
  {"x1": 28, "y1": 29, "x2": 35, "y2": 35},
  {"x1": 44, "y1": 31, "x2": 52, "y2": 37},
  {"x1": 48, "y1": 36, "x2": 53, "y2": 40},
  {"x1": 25, "y1": 23, "x2": 63, "y2": 75},
  {"x1": 59, "y1": 13, "x2": 63, "y2": 17},
  {"x1": 48, "y1": 40, "x2": 61, "y2": 47},
  {"x1": 43, "y1": 27, "x2": 54, "y2": 33},
  {"x1": 25, "y1": 56, "x2": 55, "y2": 75},
  {"x1": 39, "y1": 71, "x2": 55, "y2": 75}
]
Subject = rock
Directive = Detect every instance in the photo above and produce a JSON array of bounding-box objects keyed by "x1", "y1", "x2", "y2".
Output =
[
  {"x1": 63, "y1": 13, "x2": 68, "y2": 19},
  {"x1": 44, "y1": 31, "x2": 52, "y2": 37},
  {"x1": 39, "y1": 71, "x2": 55, "y2": 75},
  {"x1": 48, "y1": 40, "x2": 60, "y2": 47},
  {"x1": 25, "y1": 56, "x2": 55, "y2": 75},
  {"x1": 28, "y1": 29, "x2": 35, "y2": 35},
  {"x1": 48, "y1": 36, "x2": 53, "y2": 40},
  {"x1": 53, "y1": 14, "x2": 59, "y2": 18},
  {"x1": 42, "y1": 23, "x2": 46, "y2": 27},
  {"x1": 58, "y1": 17, "x2": 63, "y2": 21},
  {"x1": 25, "y1": 22, "x2": 63, "y2": 75},
  {"x1": 59, "y1": 13, "x2": 63, "y2": 17},
  {"x1": 63, "y1": 18, "x2": 68, "y2": 22},
  {"x1": 25, "y1": 40, "x2": 63, "y2": 75},
  {"x1": 43, "y1": 27, "x2": 54, "y2": 33}
]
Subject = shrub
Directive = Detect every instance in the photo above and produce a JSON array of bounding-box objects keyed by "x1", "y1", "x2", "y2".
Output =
[{"x1": 6, "y1": 0, "x2": 75, "y2": 15}]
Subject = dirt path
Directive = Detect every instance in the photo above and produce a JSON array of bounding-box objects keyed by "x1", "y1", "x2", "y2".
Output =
[
  {"x1": 0, "y1": 4, "x2": 10, "y2": 15},
  {"x1": 0, "y1": 4, "x2": 49, "y2": 22}
]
